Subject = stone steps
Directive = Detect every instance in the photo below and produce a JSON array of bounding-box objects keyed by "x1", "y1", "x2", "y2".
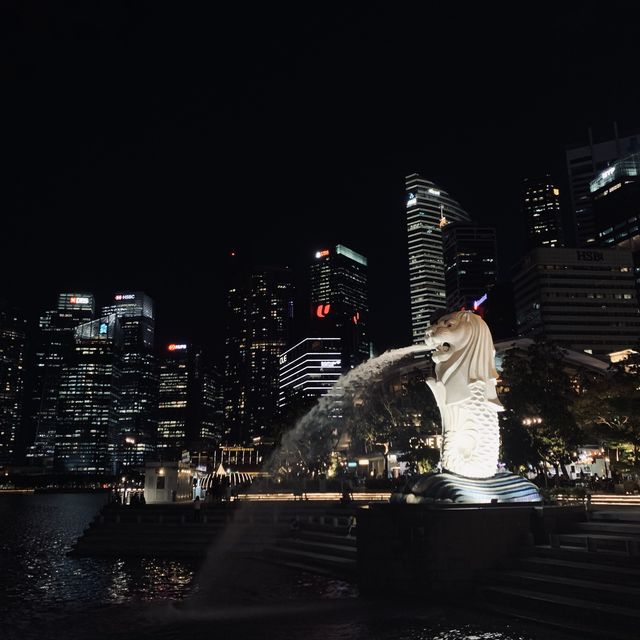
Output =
[
  {"x1": 480, "y1": 600, "x2": 637, "y2": 640},
  {"x1": 279, "y1": 537, "x2": 357, "y2": 560},
  {"x1": 550, "y1": 532, "x2": 640, "y2": 555},
  {"x1": 484, "y1": 568, "x2": 640, "y2": 608},
  {"x1": 261, "y1": 545, "x2": 357, "y2": 578},
  {"x1": 527, "y1": 544, "x2": 640, "y2": 566},
  {"x1": 477, "y1": 509, "x2": 640, "y2": 637},
  {"x1": 480, "y1": 585, "x2": 640, "y2": 634},
  {"x1": 576, "y1": 521, "x2": 640, "y2": 535},
  {"x1": 591, "y1": 509, "x2": 640, "y2": 523},
  {"x1": 291, "y1": 529, "x2": 357, "y2": 547},
  {"x1": 513, "y1": 554, "x2": 640, "y2": 585},
  {"x1": 261, "y1": 518, "x2": 358, "y2": 579}
]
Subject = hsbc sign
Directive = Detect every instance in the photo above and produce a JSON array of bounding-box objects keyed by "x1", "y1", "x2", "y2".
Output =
[{"x1": 576, "y1": 251, "x2": 604, "y2": 262}]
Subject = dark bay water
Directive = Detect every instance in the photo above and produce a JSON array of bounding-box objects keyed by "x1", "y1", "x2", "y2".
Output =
[
  {"x1": 0, "y1": 493, "x2": 197, "y2": 639},
  {"x1": 0, "y1": 494, "x2": 570, "y2": 640}
]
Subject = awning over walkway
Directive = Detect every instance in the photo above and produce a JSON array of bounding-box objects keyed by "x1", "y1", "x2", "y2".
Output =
[{"x1": 199, "y1": 472, "x2": 253, "y2": 489}]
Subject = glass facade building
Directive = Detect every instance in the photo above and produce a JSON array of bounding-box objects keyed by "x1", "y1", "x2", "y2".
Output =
[
  {"x1": 591, "y1": 152, "x2": 640, "y2": 303},
  {"x1": 565, "y1": 127, "x2": 640, "y2": 246},
  {"x1": 406, "y1": 174, "x2": 471, "y2": 344},
  {"x1": 157, "y1": 343, "x2": 221, "y2": 458},
  {"x1": 309, "y1": 244, "x2": 369, "y2": 370},
  {"x1": 224, "y1": 266, "x2": 294, "y2": 443},
  {"x1": 278, "y1": 337, "x2": 342, "y2": 411},
  {"x1": 28, "y1": 293, "x2": 95, "y2": 466},
  {"x1": 0, "y1": 303, "x2": 27, "y2": 465},
  {"x1": 102, "y1": 292, "x2": 157, "y2": 470},
  {"x1": 55, "y1": 314, "x2": 122, "y2": 474},
  {"x1": 523, "y1": 175, "x2": 564, "y2": 248},
  {"x1": 442, "y1": 222, "x2": 498, "y2": 313}
]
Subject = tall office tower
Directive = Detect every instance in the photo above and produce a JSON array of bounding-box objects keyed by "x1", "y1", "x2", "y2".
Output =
[
  {"x1": 512, "y1": 247, "x2": 640, "y2": 356},
  {"x1": 278, "y1": 337, "x2": 342, "y2": 412},
  {"x1": 590, "y1": 152, "x2": 640, "y2": 302},
  {"x1": 523, "y1": 176, "x2": 564, "y2": 248},
  {"x1": 224, "y1": 266, "x2": 294, "y2": 444},
  {"x1": 28, "y1": 293, "x2": 94, "y2": 466},
  {"x1": 157, "y1": 343, "x2": 221, "y2": 458},
  {"x1": 101, "y1": 292, "x2": 157, "y2": 470},
  {"x1": 310, "y1": 244, "x2": 369, "y2": 370},
  {"x1": 406, "y1": 174, "x2": 472, "y2": 344},
  {"x1": 0, "y1": 303, "x2": 27, "y2": 465},
  {"x1": 55, "y1": 314, "x2": 122, "y2": 474},
  {"x1": 566, "y1": 124, "x2": 640, "y2": 246},
  {"x1": 591, "y1": 152, "x2": 640, "y2": 246},
  {"x1": 442, "y1": 222, "x2": 498, "y2": 312}
]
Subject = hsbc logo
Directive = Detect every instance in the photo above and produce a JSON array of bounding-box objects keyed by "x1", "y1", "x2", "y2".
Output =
[{"x1": 576, "y1": 251, "x2": 604, "y2": 262}]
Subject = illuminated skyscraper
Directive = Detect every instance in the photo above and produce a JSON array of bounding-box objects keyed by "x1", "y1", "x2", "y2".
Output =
[
  {"x1": 278, "y1": 337, "x2": 342, "y2": 411},
  {"x1": 310, "y1": 244, "x2": 369, "y2": 370},
  {"x1": 224, "y1": 265, "x2": 294, "y2": 443},
  {"x1": 157, "y1": 343, "x2": 221, "y2": 457},
  {"x1": 566, "y1": 125, "x2": 640, "y2": 246},
  {"x1": 512, "y1": 248, "x2": 640, "y2": 356},
  {"x1": 28, "y1": 293, "x2": 95, "y2": 467},
  {"x1": 101, "y1": 292, "x2": 157, "y2": 470},
  {"x1": 406, "y1": 174, "x2": 471, "y2": 344},
  {"x1": 523, "y1": 175, "x2": 564, "y2": 248},
  {"x1": 55, "y1": 314, "x2": 122, "y2": 473},
  {"x1": 0, "y1": 302, "x2": 27, "y2": 465}
]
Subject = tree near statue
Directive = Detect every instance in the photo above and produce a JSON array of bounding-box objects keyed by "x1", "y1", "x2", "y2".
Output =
[
  {"x1": 346, "y1": 371, "x2": 441, "y2": 477},
  {"x1": 572, "y1": 357, "x2": 640, "y2": 474},
  {"x1": 499, "y1": 339, "x2": 581, "y2": 482}
]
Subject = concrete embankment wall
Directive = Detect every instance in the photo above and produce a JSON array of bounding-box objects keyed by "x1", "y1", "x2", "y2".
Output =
[
  {"x1": 356, "y1": 503, "x2": 585, "y2": 596},
  {"x1": 71, "y1": 500, "x2": 359, "y2": 558}
]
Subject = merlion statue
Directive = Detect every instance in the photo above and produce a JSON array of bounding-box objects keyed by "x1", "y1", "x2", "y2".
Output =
[
  {"x1": 424, "y1": 310, "x2": 502, "y2": 478},
  {"x1": 395, "y1": 310, "x2": 541, "y2": 504}
]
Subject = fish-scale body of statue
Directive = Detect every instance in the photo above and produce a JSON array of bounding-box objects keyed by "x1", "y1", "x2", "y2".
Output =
[{"x1": 424, "y1": 310, "x2": 502, "y2": 479}]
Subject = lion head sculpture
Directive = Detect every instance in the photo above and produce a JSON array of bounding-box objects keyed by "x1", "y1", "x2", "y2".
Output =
[{"x1": 424, "y1": 310, "x2": 502, "y2": 408}]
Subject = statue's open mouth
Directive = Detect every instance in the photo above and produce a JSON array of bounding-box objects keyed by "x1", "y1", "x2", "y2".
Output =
[{"x1": 436, "y1": 342, "x2": 451, "y2": 353}]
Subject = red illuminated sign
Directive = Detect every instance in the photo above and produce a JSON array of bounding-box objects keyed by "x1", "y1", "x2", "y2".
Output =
[
  {"x1": 352, "y1": 311, "x2": 360, "y2": 324},
  {"x1": 316, "y1": 304, "x2": 331, "y2": 318},
  {"x1": 167, "y1": 343, "x2": 187, "y2": 351}
]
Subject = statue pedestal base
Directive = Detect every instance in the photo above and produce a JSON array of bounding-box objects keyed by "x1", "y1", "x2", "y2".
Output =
[
  {"x1": 393, "y1": 471, "x2": 542, "y2": 504},
  {"x1": 356, "y1": 502, "x2": 584, "y2": 596}
]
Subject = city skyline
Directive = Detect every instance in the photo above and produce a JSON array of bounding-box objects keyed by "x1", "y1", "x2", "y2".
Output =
[{"x1": 4, "y1": 4, "x2": 640, "y2": 355}]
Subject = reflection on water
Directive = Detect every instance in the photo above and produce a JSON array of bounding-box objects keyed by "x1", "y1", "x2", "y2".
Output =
[
  {"x1": 429, "y1": 629, "x2": 531, "y2": 640},
  {"x1": 0, "y1": 494, "x2": 557, "y2": 640},
  {"x1": 0, "y1": 494, "x2": 197, "y2": 639},
  {"x1": 104, "y1": 559, "x2": 195, "y2": 603}
]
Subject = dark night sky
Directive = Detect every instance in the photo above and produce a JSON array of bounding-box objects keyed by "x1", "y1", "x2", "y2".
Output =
[{"x1": 3, "y1": 2, "x2": 640, "y2": 358}]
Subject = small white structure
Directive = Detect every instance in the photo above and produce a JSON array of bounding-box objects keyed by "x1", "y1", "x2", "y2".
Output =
[{"x1": 144, "y1": 461, "x2": 193, "y2": 503}]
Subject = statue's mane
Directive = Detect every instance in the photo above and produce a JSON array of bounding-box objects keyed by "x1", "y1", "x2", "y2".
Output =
[{"x1": 435, "y1": 311, "x2": 502, "y2": 408}]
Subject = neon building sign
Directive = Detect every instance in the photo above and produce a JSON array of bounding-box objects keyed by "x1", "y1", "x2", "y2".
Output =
[
  {"x1": 473, "y1": 293, "x2": 488, "y2": 310},
  {"x1": 316, "y1": 304, "x2": 331, "y2": 318}
]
